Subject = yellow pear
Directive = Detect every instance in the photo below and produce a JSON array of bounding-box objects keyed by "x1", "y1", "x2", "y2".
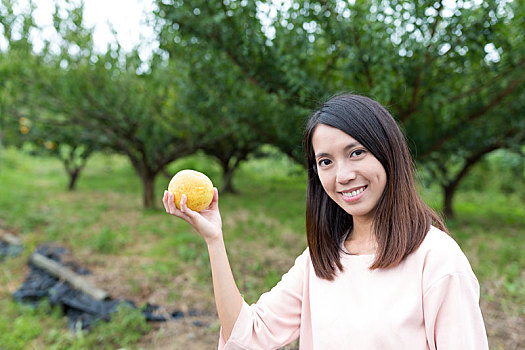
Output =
[{"x1": 168, "y1": 170, "x2": 214, "y2": 212}]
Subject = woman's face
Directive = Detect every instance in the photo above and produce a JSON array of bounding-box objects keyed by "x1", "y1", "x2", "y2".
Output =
[{"x1": 312, "y1": 124, "x2": 387, "y2": 222}]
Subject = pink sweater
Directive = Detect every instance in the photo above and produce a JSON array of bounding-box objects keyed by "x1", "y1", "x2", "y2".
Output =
[{"x1": 218, "y1": 226, "x2": 489, "y2": 349}]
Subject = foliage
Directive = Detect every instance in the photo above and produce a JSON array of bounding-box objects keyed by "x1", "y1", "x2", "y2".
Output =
[
  {"x1": 17, "y1": 111, "x2": 99, "y2": 190},
  {"x1": 154, "y1": 0, "x2": 525, "y2": 215},
  {"x1": 155, "y1": 0, "x2": 314, "y2": 163},
  {"x1": 3, "y1": 0, "x2": 524, "y2": 212},
  {"x1": 459, "y1": 148, "x2": 525, "y2": 194},
  {"x1": 175, "y1": 43, "x2": 285, "y2": 192},
  {"x1": 0, "y1": 0, "x2": 37, "y2": 155},
  {"x1": 23, "y1": 1, "x2": 202, "y2": 208},
  {"x1": 0, "y1": 0, "x2": 100, "y2": 190}
]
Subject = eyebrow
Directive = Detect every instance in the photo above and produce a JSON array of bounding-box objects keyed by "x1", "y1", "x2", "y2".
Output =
[{"x1": 315, "y1": 142, "x2": 362, "y2": 159}]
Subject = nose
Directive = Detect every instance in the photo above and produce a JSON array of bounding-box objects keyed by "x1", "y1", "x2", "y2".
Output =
[{"x1": 336, "y1": 161, "x2": 357, "y2": 184}]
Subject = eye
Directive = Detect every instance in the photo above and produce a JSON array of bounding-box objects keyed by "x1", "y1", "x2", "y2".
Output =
[
  {"x1": 318, "y1": 159, "x2": 332, "y2": 167},
  {"x1": 350, "y1": 149, "x2": 366, "y2": 157}
]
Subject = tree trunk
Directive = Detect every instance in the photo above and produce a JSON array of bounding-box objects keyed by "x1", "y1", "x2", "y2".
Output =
[
  {"x1": 142, "y1": 174, "x2": 156, "y2": 209},
  {"x1": 443, "y1": 184, "x2": 456, "y2": 219},
  {"x1": 62, "y1": 147, "x2": 91, "y2": 191},
  {"x1": 68, "y1": 169, "x2": 80, "y2": 191},
  {"x1": 441, "y1": 144, "x2": 502, "y2": 219},
  {"x1": 128, "y1": 155, "x2": 161, "y2": 209},
  {"x1": 219, "y1": 156, "x2": 245, "y2": 194},
  {"x1": 221, "y1": 164, "x2": 237, "y2": 194}
]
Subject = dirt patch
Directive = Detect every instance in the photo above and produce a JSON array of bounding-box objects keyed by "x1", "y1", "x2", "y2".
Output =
[
  {"x1": 139, "y1": 315, "x2": 220, "y2": 349},
  {"x1": 481, "y1": 280, "x2": 525, "y2": 350}
]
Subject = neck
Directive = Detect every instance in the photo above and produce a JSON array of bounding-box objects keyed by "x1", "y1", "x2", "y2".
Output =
[
  {"x1": 351, "y1": 216, "x2": 374, "y2": 241},
  {"x1": 345, "y1": 217, "x2": 377, "y2": 255}
]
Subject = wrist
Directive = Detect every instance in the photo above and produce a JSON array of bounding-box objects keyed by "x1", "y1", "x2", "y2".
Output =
[{"x1": 205, "y1": 231, "x2": 224, "y2": 248}]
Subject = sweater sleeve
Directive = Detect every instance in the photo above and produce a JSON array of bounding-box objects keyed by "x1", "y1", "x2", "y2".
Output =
[
  {"x1": 423, "y1": 272, "x2": 489, "y2": 349},
  {"x1": 218, "y1": 249, "x2": 308, "y2": 350}
]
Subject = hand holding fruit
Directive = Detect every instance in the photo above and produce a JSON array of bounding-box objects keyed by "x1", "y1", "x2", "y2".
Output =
[{"x1": 162, "y1": 170, "x2": 223, "y2": 245}]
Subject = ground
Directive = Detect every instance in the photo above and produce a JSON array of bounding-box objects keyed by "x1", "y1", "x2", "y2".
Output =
[
  {"x1": 79, "y1": 249, "x2": 524, "y2": 349},
  {"x1": 2, "y1": 224, "x2": 524, "y2": 349}
]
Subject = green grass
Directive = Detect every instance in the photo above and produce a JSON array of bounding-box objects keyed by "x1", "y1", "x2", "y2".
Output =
[
  {"x1": 0, "y1": 297, "x2": 150, "y2": 349},
  {"x1": 447, "y1": 192, "x2": 525, "y2": 312},
  {"x1": 0, "y1": 146, "x2": 523, "y2": 349}
]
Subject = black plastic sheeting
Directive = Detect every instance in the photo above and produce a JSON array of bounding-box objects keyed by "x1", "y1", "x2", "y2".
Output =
[
  {"x1": 0, "y1": 240, "x2": 23, "y2": 261},
  {"x1": 12, "y1": 245, "x2": 196, "y2": 331}
]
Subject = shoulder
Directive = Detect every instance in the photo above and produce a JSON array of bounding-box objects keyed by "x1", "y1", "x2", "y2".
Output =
[
  {"x1": 417, "y1": 226, "x2": 478, "y2": 289},
  {"x1": 262, "y1": 247, "x2": 311, "y2": 296},
  {"x1": 296, "y1": 247, "x2": 312, "y2": 271},
  {"x1": 419, "y1": 226, "x2": 464, "y2": 258},
  {"x1": 283, "y1": 247, "x2": 311, "y2": 278}
]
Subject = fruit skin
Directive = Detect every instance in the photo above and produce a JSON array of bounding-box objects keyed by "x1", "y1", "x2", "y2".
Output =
[{"x1": 168, "y1": 170, "x2": 214, "y2": 212}]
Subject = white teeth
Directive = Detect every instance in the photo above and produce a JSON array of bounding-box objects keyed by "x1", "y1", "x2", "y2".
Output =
[{"x1": 342, "y1": 187, "x2": 365, "y2": 197}]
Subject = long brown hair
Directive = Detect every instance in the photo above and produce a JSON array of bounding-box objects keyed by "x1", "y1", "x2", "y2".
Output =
[{"x1": 303, "y1": 94, "x2": 447, "y2": 280}]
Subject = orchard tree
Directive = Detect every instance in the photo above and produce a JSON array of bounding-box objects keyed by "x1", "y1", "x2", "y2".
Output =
[
  {"x1": 395, "y1": 0, "x2": 525, "y2": 216},
  {"x1": 166, "y1": 43, "x2": 283, "y2": 193},
  {"x1": 37, "y1": 51, "x2": 198, "y2": 208},
  {"x1": 423, "y1": 80, "x2": 525, "y2": 218},
  {"x1": 0, "y1": 0, "x2": 37, "y2": 159},
  {"x1": 8, "y1": 1, "x2": 104, "y2": 190},
  {"x1": 17, "y1": 110, "x2": 100, "y2": 190},
  {"x1": 29, "y1": 1, "x2": 199, "y2": 208},
  {"x1": 154, "y1": 0, "x2": 525, "y2": 216},
  {"x1": 0, "y1": 1, "x2": 102, "y2": 187},
  {"x1": 154, "y1": 0, "x2": 314, "y2": 164}
]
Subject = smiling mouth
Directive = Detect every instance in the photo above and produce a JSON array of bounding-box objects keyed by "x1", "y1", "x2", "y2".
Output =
[{"x1": 341, "y1": 186, "x2": 367, "y2": 198}]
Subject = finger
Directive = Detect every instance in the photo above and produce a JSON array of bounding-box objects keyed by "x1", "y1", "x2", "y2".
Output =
[
  {"x1": 170, "y1": 208, "x2": 192, "y2": 222},
  {"x1": 165, "y1": 192, "x2": 192, "y2": 221},
  {"x1": 208, "y1": 187, "x2": 219, "y2": 210},
  {"x1": 162, "y1": 190, "x2": 170, "y2": 212},
  {"x1": 180, "y1": 194, "x2": 198, "y2": 218},
  {"x1": 179, "y1": 193, "x2": 185, "y2": 212},
  {"x1": 167, "y1": 192, "x2": 179, "y2": 214},
  {"x1": 164, "y1": 192, "x2": 176, "y2": 214}
]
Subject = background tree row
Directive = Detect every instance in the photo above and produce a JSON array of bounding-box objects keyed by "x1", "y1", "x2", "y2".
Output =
[{"x1": 1, "y1": 0, "x2": 523, "y2": 216}]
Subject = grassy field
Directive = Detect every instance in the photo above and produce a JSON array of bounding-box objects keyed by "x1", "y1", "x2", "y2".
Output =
[{"x1": 0, "y1": 147, "x2": 523, "y2": 349}]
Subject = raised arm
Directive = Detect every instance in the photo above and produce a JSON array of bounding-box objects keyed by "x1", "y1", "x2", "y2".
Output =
[{"x1": 163, "y1": 189, "x2": 242, "y2": 340}]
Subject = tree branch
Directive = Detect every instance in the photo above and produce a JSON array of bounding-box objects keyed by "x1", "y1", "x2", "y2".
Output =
[
  {"x1": 418, "y1": 70, "x2": 525, "y2": 160},
  {"x1": 446, "y1": 143, "x2": 501, "y2": 191},
  {"x1": 401, "y1": 1, "x2": 443, "y2": 123},
  {"x1": 445, "y1": 58, "x2": 525, "y2": 104},
  {"x1": 352, "y1": 28, "x2": 374, "y2": 90}
]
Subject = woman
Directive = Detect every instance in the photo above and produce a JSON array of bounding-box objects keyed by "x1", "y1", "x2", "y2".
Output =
[{"x1": 163, "y1": 94, "x2": 489, "y2": 349}]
